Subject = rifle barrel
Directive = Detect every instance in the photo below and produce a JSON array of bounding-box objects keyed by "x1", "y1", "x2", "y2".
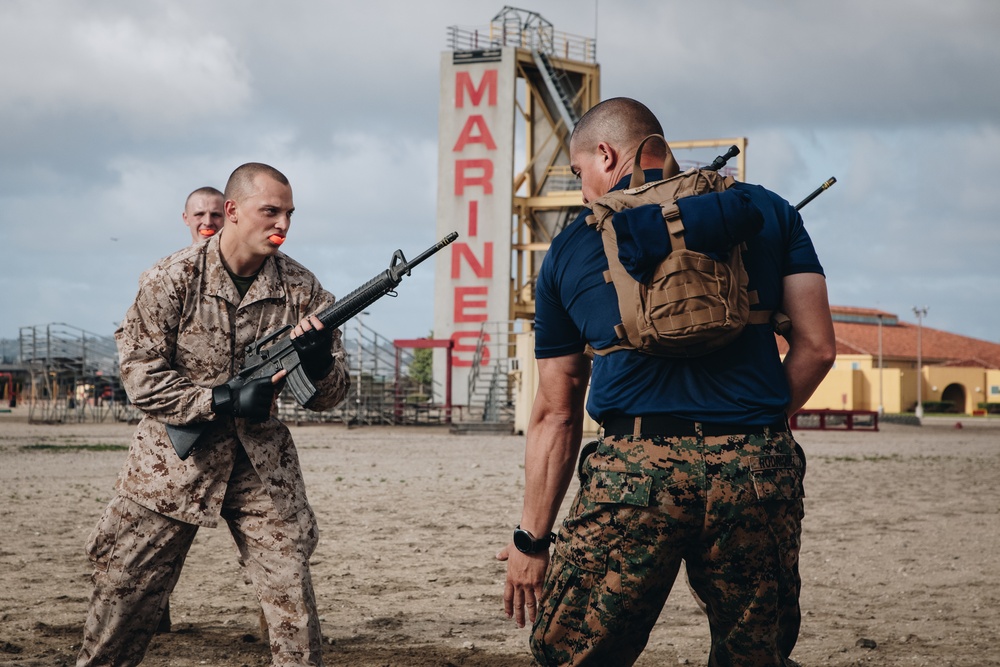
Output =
[
  {"x1": 411, "y1": 231, "x2": 458, "y2": 268},
  {"x1": 391, "y1": 231, "x2": 458, "y2": 280},
  {"x1": 795, "y1": 177, "x2": 837, "y2": 211}
]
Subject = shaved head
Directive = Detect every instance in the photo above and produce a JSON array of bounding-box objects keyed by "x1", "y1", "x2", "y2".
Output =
[
  {"x1": 224, "y1": 163, "x2": 290, "y2": 203},
  {"x1": 185, "y1": 186, "x2": 223, "y2": 208},
  {"x1": 571, "y1": 97, "x2": 665, "y2": 160}
]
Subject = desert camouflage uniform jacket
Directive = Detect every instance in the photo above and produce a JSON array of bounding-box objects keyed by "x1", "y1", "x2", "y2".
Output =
[{"x1": 113, "y1": 233, "x2": 350, "y2": 527}]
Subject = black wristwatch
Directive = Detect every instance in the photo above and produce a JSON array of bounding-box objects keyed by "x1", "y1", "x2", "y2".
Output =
[{"x1": 513, "y1": 525, "x2": 556, "y2": 554}]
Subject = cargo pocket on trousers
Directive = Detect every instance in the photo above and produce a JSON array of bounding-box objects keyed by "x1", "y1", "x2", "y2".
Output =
[
  {"x1": 85, "y1": 496, "x2": 131, "y2": 575},
  {"x1": 532, "y1": 534, "x2": 609, "y2": 652},
  {"x1": 294, "y1": 504, "x2": 320, "y2": 559},
  {"x1": 536, "y1": 470, "x2": 652, "y2": 645},
  {"x1": 746, "y1": 451, "x2": 804, "y2": 575},
  {"x1": 586, "y1": 469, "x2": 654, "y2": 619}
]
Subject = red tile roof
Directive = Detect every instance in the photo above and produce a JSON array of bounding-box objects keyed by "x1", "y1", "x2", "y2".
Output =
[
  {"x1": 826, "y1": 305, "x2": 898, "y2": 320},
  {"x1": 775, "y1": 306, "x2": 1000, "y2": 369}
]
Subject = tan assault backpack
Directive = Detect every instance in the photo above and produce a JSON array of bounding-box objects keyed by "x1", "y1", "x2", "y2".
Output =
[{"x1": 586, "y1": 134, "x2": 782, "y2": 358}]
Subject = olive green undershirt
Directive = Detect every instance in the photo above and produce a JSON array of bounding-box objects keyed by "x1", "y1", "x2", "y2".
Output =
[{"x1": 226, "y1": 267, "x2": 259, "y2": 300}]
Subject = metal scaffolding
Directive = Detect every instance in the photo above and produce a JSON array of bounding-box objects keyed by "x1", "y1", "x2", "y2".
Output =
[{"x1": 18, "y1": 323, "x2": 137, "y2": 423}]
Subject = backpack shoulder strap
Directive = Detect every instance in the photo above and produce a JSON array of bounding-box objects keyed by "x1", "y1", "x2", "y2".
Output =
[
  {"x1": 628, "y1": 134, "x2": 681, "y2": 188},
  {"x1": 592, "y1": 215, "x2": 644, "y2": 348}
]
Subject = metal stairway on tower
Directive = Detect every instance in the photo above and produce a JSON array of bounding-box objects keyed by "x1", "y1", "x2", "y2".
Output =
[
  {"x1": 532, "y1": 50, "x2": 580, "y2": 134},
  {"x1": 488, "y1": 6, "x2": 583, "y2": 137}
]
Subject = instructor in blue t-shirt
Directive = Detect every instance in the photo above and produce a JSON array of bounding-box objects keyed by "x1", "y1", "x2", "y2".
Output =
[{"x1": 498, "y1": 97, "x2": 836, "y2": 667}]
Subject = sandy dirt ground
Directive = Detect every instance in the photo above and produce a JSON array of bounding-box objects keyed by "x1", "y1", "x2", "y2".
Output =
[{"x1": 1, "y1": 411, "x2": 998, "y2": 667}]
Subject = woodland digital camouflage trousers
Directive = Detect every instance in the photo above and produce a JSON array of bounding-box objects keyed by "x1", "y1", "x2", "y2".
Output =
[
  {"x1": 531, "y1": 428, "x2": 805, "y2": 667},
  {"x1": 77, "y1": 446, "x2": 323, "y2": 666}
]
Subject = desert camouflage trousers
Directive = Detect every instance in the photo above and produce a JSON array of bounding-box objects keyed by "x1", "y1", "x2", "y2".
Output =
[
  {"x1": 531, "y1": 428, "x2": 805, "y2": 667},
  {"x1": 77, "y1": 446, "x2": 323, "y2": 666}
]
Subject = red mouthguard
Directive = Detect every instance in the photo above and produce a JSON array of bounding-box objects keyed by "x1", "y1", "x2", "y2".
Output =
[
  {"x1": 268, "y1": 234, "x2": 286, "y2": 246},
  {"x1": 199, "y1": 228, "x2": 216, "y2": 237}
]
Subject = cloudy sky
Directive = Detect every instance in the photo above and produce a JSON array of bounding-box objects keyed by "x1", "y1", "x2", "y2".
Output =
[{"x1": 2, "y1": 0, "x2": 998, "y2": 346}]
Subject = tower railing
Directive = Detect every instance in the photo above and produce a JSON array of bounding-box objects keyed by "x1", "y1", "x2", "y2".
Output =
[{"x1": 446, "y1": 25, "x2": 595, "y2": 63}]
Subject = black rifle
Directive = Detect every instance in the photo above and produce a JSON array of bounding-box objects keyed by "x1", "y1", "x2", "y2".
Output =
[
  {"x1": 707, "y1": 145, "x2": 836, "y2": 211},
  {"x1": 166, "y1": 232, "x2": 459, "y2": 459}
]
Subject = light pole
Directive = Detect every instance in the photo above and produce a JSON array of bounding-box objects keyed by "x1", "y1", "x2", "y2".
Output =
[
  {"x1": 913, "y1": 306, "x2": 928, "y2": 420},
  {"x1": 877, "y1": 313, "x2": 884, "y2": 416},
  {"x1": 355, "y1": 311, "x2": 369, "y2": 424}
]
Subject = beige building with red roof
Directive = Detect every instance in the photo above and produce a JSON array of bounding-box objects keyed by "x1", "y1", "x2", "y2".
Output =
[{"x1": 778, "y1": 306, "x2": 1000, "y2": 415}]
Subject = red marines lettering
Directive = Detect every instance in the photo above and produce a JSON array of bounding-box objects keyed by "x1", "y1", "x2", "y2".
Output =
[{"x1": 450, "y1": 69, "x2": 498, "y2": 367}]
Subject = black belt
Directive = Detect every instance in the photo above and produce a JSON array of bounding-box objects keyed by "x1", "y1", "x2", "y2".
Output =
[{"x1": 602, "y1": 414, "x2": 788, "y2": 438}]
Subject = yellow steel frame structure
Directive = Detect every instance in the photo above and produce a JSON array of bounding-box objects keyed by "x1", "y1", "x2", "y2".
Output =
[{"x1": 510, "y1": 49, "x2": 600, "y2": 321}]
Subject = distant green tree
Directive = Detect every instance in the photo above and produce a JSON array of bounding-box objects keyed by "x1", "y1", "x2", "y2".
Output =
[{"x1": 409, "y1": 332, "x2": 433, "y2": 389}]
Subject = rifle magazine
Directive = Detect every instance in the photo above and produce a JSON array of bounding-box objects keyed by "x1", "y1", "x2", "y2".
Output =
[{"x1": 286, "y1": 365, "x2": 319, "y2": 407}]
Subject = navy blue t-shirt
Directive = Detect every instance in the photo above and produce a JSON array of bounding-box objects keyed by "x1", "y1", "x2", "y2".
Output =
[{"x1": 534, "y1": 170, "x2": 824, "y2": 425}]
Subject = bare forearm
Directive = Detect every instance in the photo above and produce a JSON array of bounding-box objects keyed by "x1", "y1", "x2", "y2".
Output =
[
  {"x1": 783, "y1": 348, "x2": 835, "y2": 416},
  {"x1": 780, "y1": 273, "x2": 836, "y2": 417},
  {"x1": 519, "y1": 409, "x2": 584, "y2": 536},
  {"x1": 518, "y1": 353, "x2": 590, "y2": 536}
]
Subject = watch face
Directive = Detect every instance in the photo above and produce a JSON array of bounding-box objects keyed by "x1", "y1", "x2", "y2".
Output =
[{"x1": 513, "y1": 529, "x2": 534, "y2": 554}]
